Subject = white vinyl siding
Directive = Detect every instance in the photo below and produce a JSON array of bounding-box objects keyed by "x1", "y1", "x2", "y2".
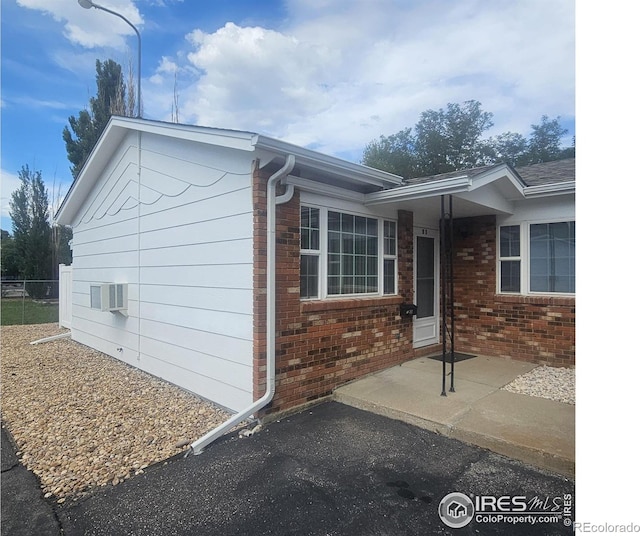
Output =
[{"x1": 69, "y1": 131, "x2": 254, "y2": 412}]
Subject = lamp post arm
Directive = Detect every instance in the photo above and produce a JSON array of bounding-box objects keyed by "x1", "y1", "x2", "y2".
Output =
[{"x1": 89, "y1": 2, "x2": 142, "y2": 118}]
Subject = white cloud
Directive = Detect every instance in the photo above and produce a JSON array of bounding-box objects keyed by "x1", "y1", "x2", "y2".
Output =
[
  {"x1": 17, "y1": 0, "x2": 143, "y2": 49},
  {"x1": 145, "y1": 0, "x2": 574, "y2": 160},
  {"x1": 17, "y1": 0, "x2": 574, "y2": 162},
  {"x1": 1, "y1": 169, "x2": 21, "y2": 223}
]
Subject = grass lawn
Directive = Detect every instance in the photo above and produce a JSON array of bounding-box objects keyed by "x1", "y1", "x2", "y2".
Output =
[{"x1": 1, "y1": 298, "x2": 59, "y2": 326}]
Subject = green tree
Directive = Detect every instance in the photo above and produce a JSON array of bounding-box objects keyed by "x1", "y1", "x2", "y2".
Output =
[
  {"x1": 361, "y1": 128, "x2": 419, "y2": 179},
  {"x1": 1, "y1": 230, "x2": 21, "y2": 278},
  {"x1": 484, "y1": 131, "x2": 529, "y2": 167},
  {"x1": 363, "y1": 101, "x2": 495, "y2": 177},
  {"x1": 52, "y1": 225, "x2": 73, "y2": 276},
  {"x1": 362, "y1": 102, "x2": 574, "y2": 177},
  {"x1": 413, "y1": 100, "x2": 494, "y2": 174},
  {"x1": 63, "y1": 59, "x2": 133, "y2": 179},
  {"x1": 521, "y1": 115, "x2": 571, "y2": 165},
  {"x1": 9, "y1": 166, "x2": 52, "y2": 296}
]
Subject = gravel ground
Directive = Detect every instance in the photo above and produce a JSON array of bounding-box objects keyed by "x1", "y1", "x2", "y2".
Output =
[
  {"x1": 1, "y1": 323, "x2": 233, "y2": 502},
  {"x1": 502, "y1": 364, "x2": 575, "y2": 405}
]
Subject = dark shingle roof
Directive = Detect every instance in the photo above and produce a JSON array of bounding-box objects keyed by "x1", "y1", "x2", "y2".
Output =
[
  {"x1": 513, "y1": 158, "x2": 575, "y2": 186},
  {"x1": 404, "y1": 158, "x2": 575, "y2": 187}
]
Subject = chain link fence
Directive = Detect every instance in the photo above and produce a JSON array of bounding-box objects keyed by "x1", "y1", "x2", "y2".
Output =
[{"x1": 1, "y1": 279, "x2": 60, "y2": 326}]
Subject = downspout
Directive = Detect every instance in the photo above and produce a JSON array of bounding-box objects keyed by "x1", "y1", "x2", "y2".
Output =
[{"x1": 187, "y1": 154, "x2": 296, "y2": 456}]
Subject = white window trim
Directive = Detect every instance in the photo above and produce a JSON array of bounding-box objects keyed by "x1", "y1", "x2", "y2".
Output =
[
  {"x1": 301, "y1": 204, "x2": 398, "y2": 301},
  {"x1": 497, "y1": 218, "x2": 575, "y2": 297},
  {"x1": 382, "y1": 220, "x2": 398, "y2": 296},
  {"x1": 497, "y1": 224, "x2": 522, "y2": 295}
]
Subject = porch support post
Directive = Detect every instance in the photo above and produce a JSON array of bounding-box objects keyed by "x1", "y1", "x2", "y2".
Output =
[
  {"x1": 440, "y1": 194, "x2": 455, "y2": 396},
  {"x1": 448, "y1": 194, "x2": 455, "y2": 393},
  {"x1": 440, "y1": 195, "x2": 447, "y2": 396}
]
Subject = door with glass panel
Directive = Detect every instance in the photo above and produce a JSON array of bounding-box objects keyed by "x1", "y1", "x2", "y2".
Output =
[{"x1": 413, "y1": 229, "x2": 439, "y2": 347}]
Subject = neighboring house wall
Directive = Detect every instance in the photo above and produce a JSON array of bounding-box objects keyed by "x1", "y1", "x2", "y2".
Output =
[{"x1": 69, "y1": 131, "x2": 255, "y2": 411}]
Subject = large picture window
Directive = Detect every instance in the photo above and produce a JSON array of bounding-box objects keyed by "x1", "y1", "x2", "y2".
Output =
[
  {"x1": 498, "y1": 221, "x2": 575, "y2": 295},
  {"x1": 530, "y1": 222, "x2": 575, "y2": 293},
  {"x1": 300, "y1": 205, "x2": 397, "y2": 299}
]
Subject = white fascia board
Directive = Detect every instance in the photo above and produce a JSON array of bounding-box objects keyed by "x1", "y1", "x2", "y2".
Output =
[
  {"x1": 364, "y1": 176, "x2": 471, "y2": 206},
  {"x1": 254, "y1": 135, "x2": 403, "y2": 189},
  {"x1": 114, "y1": 117, "x2": 257, "y2": 151},
  {"x1": 55, "y1": 118, "x2": 129, "y2": 226},
  {"x1": 523, "y1": 181, "x2": 576, "y2": 198}
]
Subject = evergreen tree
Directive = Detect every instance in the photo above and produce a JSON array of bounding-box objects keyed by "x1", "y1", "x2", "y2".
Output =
[
  {"x1": 9, "y1": 166, "x2": 52, "y2": 296},
  {"x1": 63, "y1": 59, "x2": 131, "y2": 179},
  {"x1": 0, "y1": 230, "x2": 21, "y2": 279}
]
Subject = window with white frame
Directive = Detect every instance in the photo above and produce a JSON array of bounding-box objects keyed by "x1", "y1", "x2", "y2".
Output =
[
  {"x1": 530, "y1": 221, "x2": 575, "y2": 293},
  {"x1": 383, "y1": 220, "x2": 397, "y2": 295},
  {"x1": 499, "y1": 225, "x2": 521, "y2": 293},
  {"x1": 498, "y1": 221, "x2": 575, "y2": 295},
  {"x1": 300, "y1": 206, "x2": 320, "y2": 299},
  {"x1": 300, "y1": 205, "x2": 397, "y2": 299}
]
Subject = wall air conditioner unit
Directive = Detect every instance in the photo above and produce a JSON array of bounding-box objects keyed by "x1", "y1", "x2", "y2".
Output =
[{"x1": 90, "y1": 283, "x2": 128, "y2": 313}]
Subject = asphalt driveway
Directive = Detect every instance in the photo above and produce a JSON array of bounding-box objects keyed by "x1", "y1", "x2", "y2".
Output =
[{"x1": 3, "y1": 402, "x2": 574, "y2": 535}]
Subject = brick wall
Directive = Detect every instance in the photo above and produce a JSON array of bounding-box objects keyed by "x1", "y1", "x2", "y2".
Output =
[
  {"x1": 252, "y1": 169, "x2": 429, "y2": 414},
  {"x1": 452, "y1": 216, "x2": 575, "y2": 367}
]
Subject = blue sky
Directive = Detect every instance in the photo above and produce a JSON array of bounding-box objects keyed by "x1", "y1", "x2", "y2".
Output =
[{"x1": 1, "y1": 0, "x2": 577, "y2": 233}]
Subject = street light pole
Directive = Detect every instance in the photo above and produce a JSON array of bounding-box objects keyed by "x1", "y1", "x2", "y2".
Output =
[{"x1": 78, "y1": 0, "x2": 142, "y2": 118}]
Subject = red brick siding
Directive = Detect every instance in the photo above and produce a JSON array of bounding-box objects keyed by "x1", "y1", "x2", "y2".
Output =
[
  {"x1": 452, "y1": 216, "x2": 575, "y2": 367},
  {"x1": 252, "y1": 169, "x2": 431, "y2": 414}
]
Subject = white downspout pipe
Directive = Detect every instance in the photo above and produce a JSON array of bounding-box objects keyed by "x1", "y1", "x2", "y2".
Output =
[{"x1": 188, "y1": 154, "x2": 296, "y2": 456}]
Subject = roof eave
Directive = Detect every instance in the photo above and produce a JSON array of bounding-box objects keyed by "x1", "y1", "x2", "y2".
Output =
[
  {"x1": 254, "y1": 135, "x2": 403, "y2": 190},
  {"x1": 365, "y1": 176, "x2": 472, "y2": 206},
  {"x1": 523, "y1": 181, "x2": 576, "y2": 198}
]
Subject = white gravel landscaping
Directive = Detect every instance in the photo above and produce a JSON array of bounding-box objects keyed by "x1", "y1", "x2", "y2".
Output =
[
  {"x1": 502, "y1": 364, "x2": 575, "y2": 405},
  {"x1": 1, "y1": 323, "x2": 232, "y2": 502}
]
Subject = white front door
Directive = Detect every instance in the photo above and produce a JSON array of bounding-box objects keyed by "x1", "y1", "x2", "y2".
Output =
[{"x1": 413, "y1": 228, "x2": 439, "y2": 348}]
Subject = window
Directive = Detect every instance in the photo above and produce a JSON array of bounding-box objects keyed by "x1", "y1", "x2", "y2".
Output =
[
  {"x1": 499, "y1": 225, "x2": 521, "y2": 293},
  {"x1": 300, "y1": 206, "x2": 397, "y2": 299},
  {"x1": 300, "y1": 206, "x2": 320, "y2": 299},
  {"x1": 530, "y1": 222, "x2": 575, "y2": 293},
  {"x1": 383, "y1": 221, "x2": 397, "y2": 295},
  {"x1": 498, "y1": 221, "x2": 575, "y2": 295},
  {"x1": 327, "y1": 211, "x2": 378, "y2": 295}
]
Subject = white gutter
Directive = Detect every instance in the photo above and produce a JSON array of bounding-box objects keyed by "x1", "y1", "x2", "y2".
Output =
[
  {"x1": 187, "y1": 154, "x2": 296, "y2": 456},
  {"x1": 523, "y1": 181, "x2": 576, "y2": 198}
]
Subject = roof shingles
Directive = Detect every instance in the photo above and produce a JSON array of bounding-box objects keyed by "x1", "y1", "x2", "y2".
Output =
[{"x1": 405, "y1": 158, "x2": 575, "y2": 187}]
